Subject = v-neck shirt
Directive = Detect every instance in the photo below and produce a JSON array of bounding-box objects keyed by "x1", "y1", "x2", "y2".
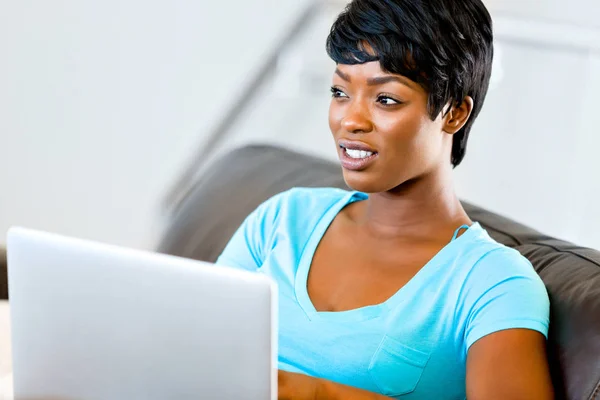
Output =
[{"x1": 216, "y1": 188, "x2": 549, "y2": 399}]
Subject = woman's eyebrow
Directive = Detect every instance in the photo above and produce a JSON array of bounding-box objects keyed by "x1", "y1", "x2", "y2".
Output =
[
  {"x1": 334, "y1": 68, "x2": 351, "y2": 82},
  {"x1": 367, "y1": 75, "x2": 414, "y2": 88},
  {"x1": 334, "y1": 68, "x2": 415, "y2": 89}
]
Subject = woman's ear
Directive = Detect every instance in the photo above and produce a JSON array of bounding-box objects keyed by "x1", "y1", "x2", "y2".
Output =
[{"x1": 443, "y1": 96, "x2": 474, "y2": 134}]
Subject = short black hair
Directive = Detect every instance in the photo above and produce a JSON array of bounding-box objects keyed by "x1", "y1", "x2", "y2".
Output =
[{"x1": 326, "y1": 0, "x2": 494, "y2": 167}]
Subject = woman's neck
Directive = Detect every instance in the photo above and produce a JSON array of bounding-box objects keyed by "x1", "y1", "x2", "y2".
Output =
[{"x1": 353, "y1": 165, "x2": 471, "y2": 240}]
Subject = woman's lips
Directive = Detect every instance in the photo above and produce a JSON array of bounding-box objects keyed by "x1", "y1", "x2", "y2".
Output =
[
  {"x1": 337, "y1": 139, "x2": 376, "y2": 153},
  {"x1": 338, "y1": 145, "x2": 378, "y2": 171}
]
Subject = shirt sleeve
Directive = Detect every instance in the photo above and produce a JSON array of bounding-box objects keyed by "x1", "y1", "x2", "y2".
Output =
[
  {"x1": 215, "y1": 192, "x2": 285, "y2": 272},
  {"x1": 462, "y1": 248, "x2": 550, "y2": 352}
]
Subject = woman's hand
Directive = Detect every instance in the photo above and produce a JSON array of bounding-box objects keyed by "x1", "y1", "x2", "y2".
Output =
[
  {"x1": 278, "y1": 369, "x2": 390, "y2": 399},
  {"x1": 278, "y1": 370, "x2": 321, "y2": 400}
]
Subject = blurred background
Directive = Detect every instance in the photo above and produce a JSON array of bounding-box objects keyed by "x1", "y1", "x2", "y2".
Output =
[{"x1": 1, "y1": 0, "x2": 599, "y2": 251}]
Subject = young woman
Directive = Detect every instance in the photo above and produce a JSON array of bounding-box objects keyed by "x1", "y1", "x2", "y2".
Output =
[{"x1": 217, "y1": 0, "x2": 554, "y2": 398}]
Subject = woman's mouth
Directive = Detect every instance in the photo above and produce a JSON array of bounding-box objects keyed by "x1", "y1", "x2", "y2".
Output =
[
  {"x1": 338, "y1": 142, "x2": 378, "y2": 171},
  {"x1": 344, "y1": 148, "x2": 374, "y2": 159}
]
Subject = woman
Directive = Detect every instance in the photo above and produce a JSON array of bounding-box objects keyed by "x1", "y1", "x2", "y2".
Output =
[{"x1": 217, "y1": 0, "x2": 554, "y2": 398}]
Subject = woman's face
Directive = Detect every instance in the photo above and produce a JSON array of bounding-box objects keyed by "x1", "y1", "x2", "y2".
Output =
[{"x1": 328, "y1": 61, "x2": 454, "y2": 193}]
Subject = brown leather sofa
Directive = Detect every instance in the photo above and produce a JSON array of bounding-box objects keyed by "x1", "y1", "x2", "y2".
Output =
[{"x1": 158, "y1": 144, "x2": 600, "y2": 400}]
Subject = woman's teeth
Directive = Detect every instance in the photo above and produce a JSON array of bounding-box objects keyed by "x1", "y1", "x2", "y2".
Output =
[{"x1": 345, "y1": 148, "x2": 373, "y2": 159}]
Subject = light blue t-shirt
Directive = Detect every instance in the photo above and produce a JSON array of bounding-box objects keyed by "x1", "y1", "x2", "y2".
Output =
[{"x1": 216, "y1": 188, "x2": 550, "y2": 399}]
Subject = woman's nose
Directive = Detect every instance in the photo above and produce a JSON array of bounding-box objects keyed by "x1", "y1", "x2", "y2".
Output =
[{"x1": 341, "y1": 102, "x2": 373, "y2": 134}]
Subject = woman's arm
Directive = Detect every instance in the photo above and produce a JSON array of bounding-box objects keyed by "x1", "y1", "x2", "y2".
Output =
[
  {"x1": 278, "y1": 370, "x2": 390, "y2": 400},
  {"x1": 466, "y1": 329, "x2": 554, "y2": 400},
  {"x1": 460, "y1": 249, "x2": 553, "y2": 399},
  {"x1": 281, "y1": 328, "x2": 556, "y2": 400}
]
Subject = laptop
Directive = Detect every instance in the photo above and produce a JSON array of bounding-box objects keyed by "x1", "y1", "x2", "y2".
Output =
[{"x1": 6, "y1": 227, "x2": 277, "y2": 400}]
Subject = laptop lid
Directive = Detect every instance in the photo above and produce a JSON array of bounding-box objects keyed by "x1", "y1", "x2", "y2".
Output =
[{"x1": 7, "y1": 227, "x2": 277, "y2": 400}]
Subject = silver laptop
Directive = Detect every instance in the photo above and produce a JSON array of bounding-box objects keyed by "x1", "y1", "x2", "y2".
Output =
[{"x1": 6, "y1": 227, "x2": 277, "y2": 400}]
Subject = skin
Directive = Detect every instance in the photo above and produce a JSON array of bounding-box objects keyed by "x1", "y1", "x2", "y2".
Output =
[{"x1": 278, "y1": 61, "x2": 554, "y2": 399}]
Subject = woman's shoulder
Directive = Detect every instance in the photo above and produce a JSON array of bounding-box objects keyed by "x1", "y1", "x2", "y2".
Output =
[
  {"x1": 466, "y1": 233, "x2": 540, "y2": 281},
  {"x1": 456, "y1": 234, "x2": 550, "y2": 348},
  {"x1": 260, "y1": 187, "x2": 355, "y2": 214},
  {"x1": 452, "y1": 226, "x2": 548, "y2": 308},
  {"x1": 457, "y1": 230, "x2": 549, "y2": 315}
]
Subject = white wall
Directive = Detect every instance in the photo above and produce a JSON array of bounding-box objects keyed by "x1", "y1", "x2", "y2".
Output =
[
  {"x1": 485, "y1": 0, "x2": 600, "y2": 28},
  {"x1": 0, "y1": 0, "x2": 311, "y2": 248},
  {"x1": 455, "y1": 45, "x2": 600, "y2": 248}
]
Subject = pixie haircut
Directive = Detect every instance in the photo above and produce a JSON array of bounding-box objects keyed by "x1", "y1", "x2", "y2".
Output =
[{"x1": 326, "y1": 0, "x2": 494, "y2": 167}]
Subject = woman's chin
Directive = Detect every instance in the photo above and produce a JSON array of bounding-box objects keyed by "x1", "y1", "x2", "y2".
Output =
[{"x1": 342, "y1": 171, "x2": 389, "y2": 194}]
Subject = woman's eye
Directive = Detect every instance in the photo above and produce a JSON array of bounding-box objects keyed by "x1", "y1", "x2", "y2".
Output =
[
  {"x1": 377, "y1": 96, "x2": 400, "y2": 106},
  {"x1": 330, "y1": 87, "x2": 348, "y2": 98}
]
